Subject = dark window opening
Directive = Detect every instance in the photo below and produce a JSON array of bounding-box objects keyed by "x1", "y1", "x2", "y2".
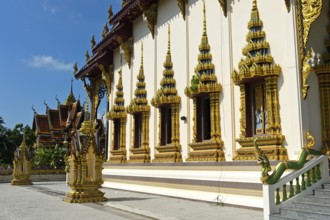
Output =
[
  {"x1": 113, "y1": 119, "x2": 120, "y2": 150},
  {"x1": 161, "y1": 106, "x2": 172, "y2": 145},
  {"x1": 196, "y1": 95, "x2": 211, "y2": 142},
  {"x1": 134, "y1": 113, "x2": 142, "y2": 148}
]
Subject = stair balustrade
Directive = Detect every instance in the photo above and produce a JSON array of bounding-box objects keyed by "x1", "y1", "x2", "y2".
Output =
[{"x1": 263, "y1": 155, "x2": 329, "y2": 220}]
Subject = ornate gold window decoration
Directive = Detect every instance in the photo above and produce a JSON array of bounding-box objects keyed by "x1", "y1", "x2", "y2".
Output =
[
  {"x1": 315, "y1": 7, "x2": 330, "y2": 154},
  {"x1": 232, "y1": 0, "x2": 287, "y2": 161},
  {"x1": 107, "y1": 58, "x2": 127, "y2": 163},
  {"x1": 151, "y1": 25, "x2": 182, "y2": 163},
  {"x1": 184, "y1": 0, "x2": 224, "y2": 162},
  {"x1": 126, "y1": 43, "x2": 151, "y2": 163}
]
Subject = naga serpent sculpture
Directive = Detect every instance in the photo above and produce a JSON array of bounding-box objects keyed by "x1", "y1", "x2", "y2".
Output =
[{"x1": 255, "y1": 132, "x2": 322, "y2": 184}]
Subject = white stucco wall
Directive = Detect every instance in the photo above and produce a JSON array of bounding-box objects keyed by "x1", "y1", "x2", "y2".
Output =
[{"x1": 106, "y1": 0, "x2": 326, "y2": 162}]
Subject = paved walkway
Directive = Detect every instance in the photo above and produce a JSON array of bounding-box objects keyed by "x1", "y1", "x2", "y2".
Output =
[{"x1": 0, "y1": 182, "x2": 264, "y2": 220}]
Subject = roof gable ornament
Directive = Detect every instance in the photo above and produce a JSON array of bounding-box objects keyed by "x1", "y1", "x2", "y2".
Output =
[
  {"x1": 218, "y1": 0, "x2": 227, "y2": 17},
  {"x1": 55, "y1": 95, "x2": 61, "y2": 106},
  {"x1": 85, "y1": 50, "x2": 90, "y2": 62},
  {"x1": 44, "y1": 100, "x2": 49, "y2": 111},
  {"x1": 108, "y1": 5, "x2": 113, "y2": 21},
  {"x1": 116, "y1": 36, "x2": 134, "y2": 69},
  {"x1": 122, "y1": 0, "x2": 128, "y2": 7},
  {"x1": 285, "y1": 0, "x2": 290, "y2": 12},
  {"x1": 177, "y1": 0, "x2": 188, "y2": 20},
  {"x1": 32, "y1": 105, "x2": 37, "y2": 115},
  {"x1": 139, "y1": 2, "x2": 158, "y2": 39},
  {"x1": 91, "y1": 35, "x2": 96, "y2": 49},
  {"x1": 102, "y1": 23, "x2": 109, "y2": 39},
  {"x1": 73, "y1": 63, "x2": 78, "y2": 75}
]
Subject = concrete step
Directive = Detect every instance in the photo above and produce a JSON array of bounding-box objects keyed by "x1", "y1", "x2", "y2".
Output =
[
  {"x1": 292, "y1": 200, "x2": 330, "y2": 213},
  {"x1": 314, "y1": 189, "x2": 330, "y2": 197},
  {"x1": 270, "y1": 214, "x2": 300, "y2": 220},
  {"x1": 280, "y1": 207, "x2": 330, "y2": 220},
  {"x1": 296, "y1": 195, "x2": 330, "y2": 206},
  {"x1": 322, "y1": 183, "x2": 330, "y2": 190}
]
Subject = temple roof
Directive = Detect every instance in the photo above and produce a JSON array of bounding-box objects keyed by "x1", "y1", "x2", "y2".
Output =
[
  {"x1": 33, "y1": 114, "x2": 51, "y2": 135},
  {"x1": 59, "y1": 105, "x2": 69, "y2": 128},
  {"x1": 75, "y1": 0, "x2": 158, "y2": 80},
  {"x1": 47, "y1": 109, "x2": 61, "y2": 131}
]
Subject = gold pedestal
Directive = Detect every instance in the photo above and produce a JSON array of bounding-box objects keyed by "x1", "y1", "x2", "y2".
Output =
[
  {"x1": 64, "y1": 155, "x2": 106, "y2": 203},
  {"x1": 187, "y1": 140, "x2": 225, "y2": 162},
  {"x1": 64, "y1": 184, "x2": 106, "y2": 203},
  {"x1": 153, "y1": 144, "x2": 182, "y2": 163},
  {"x1": 109, "y1": 149, "x2": 127, "y2": 163},
  {"x1": 12, "y1": 175, "x2": 32, "y2": 186},
  {"x1": 128, "y1": 148, "x2": 150, "y2": 163},
  {"x1": 234, "y1": 135, "x2": 288, "y2": 161}
]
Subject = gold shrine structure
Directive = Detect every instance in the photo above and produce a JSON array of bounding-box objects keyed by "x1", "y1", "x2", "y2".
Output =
[
  {"x1": 70, "y1": 0, "x2": 329, "y2": 209},
  {"x1": 12, "y1": 136, "x2": 33, "y2": 185},
  {"x1": 63, "y1": 97, "x2": 107, "y2": 203}
]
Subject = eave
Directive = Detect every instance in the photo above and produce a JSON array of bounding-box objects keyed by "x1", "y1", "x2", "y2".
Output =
[
  {"x1": 74, "y1": 50, "x2": 113, "y2": 79},
  {"x1": 109, "y1": 0, "x2": 157, "y2": 26}
]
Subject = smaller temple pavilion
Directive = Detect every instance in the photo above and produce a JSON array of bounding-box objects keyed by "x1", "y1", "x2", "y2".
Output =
[{"x1": 32, "y1": 82, "x2": 77, "y2": 148}]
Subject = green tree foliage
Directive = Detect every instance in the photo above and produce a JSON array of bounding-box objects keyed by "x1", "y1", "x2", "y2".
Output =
[
  {"x1": 32, "y1": 144, "x2": 67, "y2": 170},
  {"x1": 0, "y1": 118, "x2": 36, "y2": 165}
]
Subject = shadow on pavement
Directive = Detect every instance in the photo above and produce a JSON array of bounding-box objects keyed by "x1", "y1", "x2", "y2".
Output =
[{"x1": 108, "y1": 197, "x2": 154, "y2": 202}]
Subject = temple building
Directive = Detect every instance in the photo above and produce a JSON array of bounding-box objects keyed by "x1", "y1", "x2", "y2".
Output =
[
  {"x1": 74, "y1": 0, "x2": 329, "y2": 209},
  {"x1": 32, "y1": 82, "x2": 76, "y2": 148}
]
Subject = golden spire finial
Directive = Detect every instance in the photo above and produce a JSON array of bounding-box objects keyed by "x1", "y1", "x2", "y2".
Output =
[
  {"x1": 85, "y1": 50, "x2": 90, "y2": 61},
  {"x1": 167, "y1": 24, "x2": 171, "y2": 53},
  {"x1": 108, "y1": 5, "x2": 113, "y2": 21},
  {"x1": 91, "y1": 35, "x2": 96, "y2": 49},
  {"x1": 141, "y1": 42, "x2": 144, "y2": 67},
  {"x1": 252, "y1": 0, "x2": 257, "y2": 10},
  {"x1": 85, "y1": 97, "x2": 89, "y2": 114},
  {"x1": 203, "y1": 0, "x2": 207, "y2": 35},
  {"x1": 119, "y1": 55, "x2": 123, "y2": 76}
]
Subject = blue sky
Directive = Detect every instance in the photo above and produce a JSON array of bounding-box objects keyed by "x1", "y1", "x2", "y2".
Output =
[{"x1": 0, "y1": 0, "x2": 121, "y2": 128}]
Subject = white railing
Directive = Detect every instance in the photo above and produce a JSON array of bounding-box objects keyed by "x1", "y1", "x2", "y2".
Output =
[{"x1": 263, "y1": 155, "x2": 330, "y2": 220}]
